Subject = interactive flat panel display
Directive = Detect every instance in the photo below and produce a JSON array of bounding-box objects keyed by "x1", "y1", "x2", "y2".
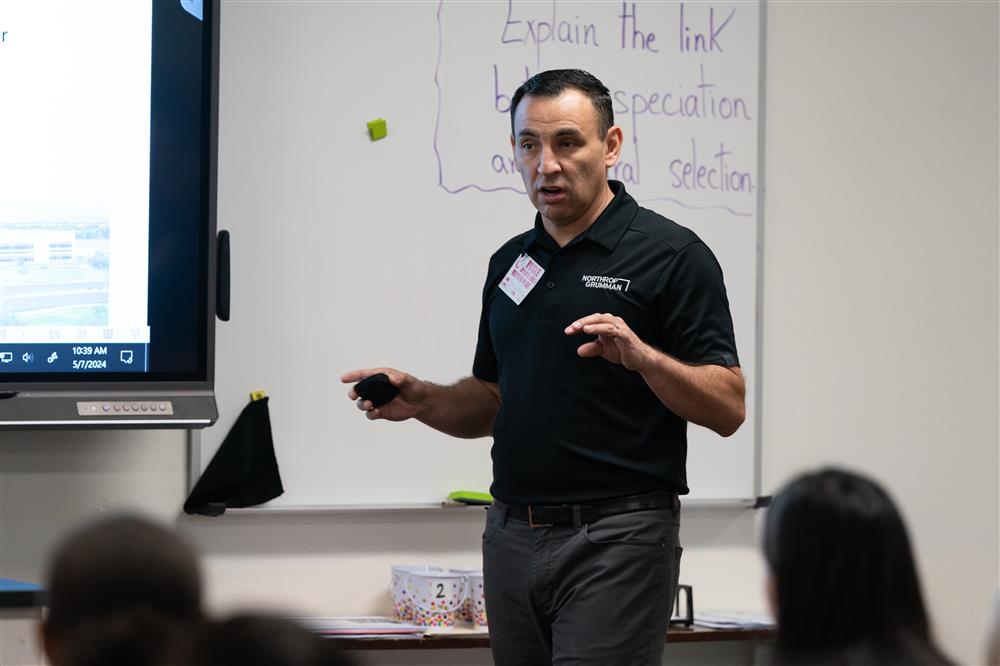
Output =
[{"x1": 0, "y1": 0, "x2": 219, "y2": 427}]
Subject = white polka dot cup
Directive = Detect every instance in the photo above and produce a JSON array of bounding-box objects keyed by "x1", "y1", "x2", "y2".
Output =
[
  {"x1": 466, "y1": 570, "x2": 487, "y2": 627},
  {"x1": 389, "y1": 565, "x2": 443, "y2": 622},
  {"x1": 448, "y1": 568, "x2": 481, "y2": 623},
  {"x1": 402, "y1": 569, "x2": 467, "y2": 628}
]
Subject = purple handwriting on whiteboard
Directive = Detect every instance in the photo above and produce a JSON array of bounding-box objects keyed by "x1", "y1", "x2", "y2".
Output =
[{"x1": 433, "y1": 1, "x2": 758, "y2": 217}]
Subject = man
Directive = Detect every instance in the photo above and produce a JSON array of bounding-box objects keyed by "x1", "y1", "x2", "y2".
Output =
[{"x1": 342, "y1": 69, "x2": 744, "y2": 665}]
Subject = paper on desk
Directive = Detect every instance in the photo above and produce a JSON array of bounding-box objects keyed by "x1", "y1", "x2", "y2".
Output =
[
  {"x1": 324, "y1": 633, "x2": 425, "y2": 640},
  {"x1": 694, "y1": 610, "x2": 775, "y2": 629},
  {"x1": 293, "y1": 616, "x2": 426, "y2": 635},
  {"x1": 423, "y1": 625, "x2": 490, "y2": 636}
]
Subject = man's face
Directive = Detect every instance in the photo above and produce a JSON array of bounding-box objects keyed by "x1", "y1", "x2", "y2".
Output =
[{"x1": 511, "y1": 90, "x2": 621, "y2": 231}]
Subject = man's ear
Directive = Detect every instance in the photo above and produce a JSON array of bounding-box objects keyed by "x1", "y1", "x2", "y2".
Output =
[{"x1": 604, "y1": 125, "x2": 624, "y2": 168}]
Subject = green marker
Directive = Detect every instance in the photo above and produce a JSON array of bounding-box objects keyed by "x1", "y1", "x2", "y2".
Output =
[{"x1": 447, "y1": 490, "x2": 493, "y2": 505}]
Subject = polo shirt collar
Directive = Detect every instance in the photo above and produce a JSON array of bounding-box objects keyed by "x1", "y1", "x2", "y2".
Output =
[{"x1": 519, "y1": 180, "x2": 636, "y2": 254}]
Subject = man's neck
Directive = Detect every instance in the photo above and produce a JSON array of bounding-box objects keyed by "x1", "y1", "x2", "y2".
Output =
[{"x1": 542, "y1": 185, "x2": 615, "y2": 247}]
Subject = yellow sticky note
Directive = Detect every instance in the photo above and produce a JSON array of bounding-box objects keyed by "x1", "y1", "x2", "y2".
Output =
[
  {"x1": 367, "y1": 118, "x2": 387, "y2": 141},
  {"x1": 250, "y1": 390, "x2": 267, "y2": 401}
]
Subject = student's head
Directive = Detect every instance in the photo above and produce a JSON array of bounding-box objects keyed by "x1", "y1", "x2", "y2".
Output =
[
  {"x1": 763, "y1": 468, "x2": 950, "y2": 665},
  {"x1": 185, "y1": 614, "x2": 355, "y2": 666},
  {"x1": 42, "y1": 514, "x2": 204, "y2": 666},
  {"x1": 509, "y1": 69, "x2": 623, "y2": 231}
]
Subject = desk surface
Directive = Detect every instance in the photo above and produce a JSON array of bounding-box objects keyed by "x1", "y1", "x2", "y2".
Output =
[{"x1": 334, "y1": 625, "x2": 777, "y2": 651}]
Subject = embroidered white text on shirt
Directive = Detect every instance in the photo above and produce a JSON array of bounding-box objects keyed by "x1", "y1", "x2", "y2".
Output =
[{"x1": 581, "y1": 275, "x2": 631, "y2": 292}]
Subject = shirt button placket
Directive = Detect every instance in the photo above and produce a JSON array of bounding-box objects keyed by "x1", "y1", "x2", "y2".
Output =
[{"x1": 547, "y1": 254, "x2": 561, "y2": 290}]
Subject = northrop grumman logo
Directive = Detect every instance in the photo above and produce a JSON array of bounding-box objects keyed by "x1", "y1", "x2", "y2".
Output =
[{"x1": 581, "y1": 275, "x2": 631, "y2": 292}]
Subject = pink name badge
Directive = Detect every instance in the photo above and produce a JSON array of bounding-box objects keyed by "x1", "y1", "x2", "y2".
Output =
[{"x1": 498, "y1": 254, "x2": 545, "y2": 305}]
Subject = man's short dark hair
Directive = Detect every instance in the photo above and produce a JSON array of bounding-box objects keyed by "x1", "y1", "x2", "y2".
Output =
[{"x1": 510, "y1": 69, "x2": 614, "y2": 139}]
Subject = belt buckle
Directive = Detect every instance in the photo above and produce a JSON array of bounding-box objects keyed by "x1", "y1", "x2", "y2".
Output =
[{"x1": 528, "y1": 506, "x2": 553, "y2": 528}]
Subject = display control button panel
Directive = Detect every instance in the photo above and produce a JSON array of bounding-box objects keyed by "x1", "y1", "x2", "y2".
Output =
[{"x1": 77, "y1": 401, "x2": 174, "y2": 416}]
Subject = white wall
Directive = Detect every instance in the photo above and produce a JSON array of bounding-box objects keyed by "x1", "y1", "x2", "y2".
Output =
[
  {"x1": 760, "y1": 1, "x2": 999, "y2": 661},
  {"x1": 1, "y1": 2, "x2": 997, "y2": 665}
]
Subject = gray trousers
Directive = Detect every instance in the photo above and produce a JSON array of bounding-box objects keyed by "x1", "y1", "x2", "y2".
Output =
[{"x1": 482, "y1": 500, "x2": 682, "y2": 666}]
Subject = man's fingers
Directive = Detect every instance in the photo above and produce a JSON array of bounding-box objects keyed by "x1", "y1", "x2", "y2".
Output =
[
  {"x1": 577, "y1": 341, "x2": 603, "y2": 358},
  {"x1": 565, "y1": 314, "x2": 601, "y2": 334},
  {"x1": 341, "y1": 368, "x2": 378, "y2": 384},
  {"x1": 582, "y1": 323, "x2": 622, "y2": 336},
  {"x1": 342, "y1": 367, "x2": 405, "y2": 383},
  {"x1": 566, "y1": 313, "x2": 623, "y2": 335}
]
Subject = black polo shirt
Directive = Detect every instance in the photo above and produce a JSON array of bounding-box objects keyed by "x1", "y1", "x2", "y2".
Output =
[{"x1": 473, "y1": 181, "x2": 739, "y2": 504}]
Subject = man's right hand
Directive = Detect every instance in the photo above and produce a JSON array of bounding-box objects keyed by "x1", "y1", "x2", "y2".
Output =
[
  {"x1": 341, "y1": 367, "x2": 425, "y2": 422},
  {"x1": 341, "y1": 370, "x2": 500, "y2": 439}
]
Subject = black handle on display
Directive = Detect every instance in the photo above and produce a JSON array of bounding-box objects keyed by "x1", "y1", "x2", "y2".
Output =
[{"x1": 216, "y1": 229, "x2": 230, "y2": 321}]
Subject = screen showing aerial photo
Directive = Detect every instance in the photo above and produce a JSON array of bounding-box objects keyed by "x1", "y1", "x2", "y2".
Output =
[{"x1": 0, "y1": 0, "x2": 153, "y2": 373}]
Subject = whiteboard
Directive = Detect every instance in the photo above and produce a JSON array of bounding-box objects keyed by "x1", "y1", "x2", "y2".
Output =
[{"x1": 197, "y1": 0, "x2": 762, "y2": 508}]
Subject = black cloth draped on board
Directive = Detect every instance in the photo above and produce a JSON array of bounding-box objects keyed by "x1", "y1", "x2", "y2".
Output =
[{"x1": 184, "y1": 396, "x2": 284, "y2": 516}]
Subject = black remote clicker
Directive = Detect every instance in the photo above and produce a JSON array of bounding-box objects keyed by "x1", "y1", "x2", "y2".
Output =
[{"x1": 353, "y1": 373, "x2": 400, "y2": 407}]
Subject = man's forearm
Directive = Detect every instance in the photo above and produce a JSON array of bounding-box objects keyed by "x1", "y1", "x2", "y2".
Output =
[
  {"x1": 637, "y1": 347, "x2": 746, "y2": 437},
  {"x1": 416, "y1": 376, "x2": 500, "y2": 439}
]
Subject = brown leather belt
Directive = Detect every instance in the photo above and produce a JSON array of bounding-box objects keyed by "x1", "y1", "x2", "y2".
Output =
[{"x1": 499, "y1": 491, "x2": 679, "y2": 528}]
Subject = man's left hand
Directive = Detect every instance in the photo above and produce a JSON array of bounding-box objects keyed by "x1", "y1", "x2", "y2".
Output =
[{"x1": 565, "y1": 313, "x2": 650, "y2": 372}]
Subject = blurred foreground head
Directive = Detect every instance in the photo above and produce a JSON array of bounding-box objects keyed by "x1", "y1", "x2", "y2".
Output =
[
  {"x1": 42, "y1": 514, "x2": 203, "y2": 666},
  {"x1": 186, "y1": 614, "x2": 356, "y2": 666},
  {"x1": 763, "y1": 467, "x2": 952, "y2": 666}
]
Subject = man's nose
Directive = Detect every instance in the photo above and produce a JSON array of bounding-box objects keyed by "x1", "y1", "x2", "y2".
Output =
[{"x1": 537, "y1": 146, "x2": 561, "y2": 175}]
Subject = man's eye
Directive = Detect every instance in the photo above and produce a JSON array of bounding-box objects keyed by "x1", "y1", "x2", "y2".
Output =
[
  {"x1": 561, "y1": 141, "x2": 577, "y2": 148},
  {"x1": 521, "y1": 143, "x2": 535, "y2": 151}
]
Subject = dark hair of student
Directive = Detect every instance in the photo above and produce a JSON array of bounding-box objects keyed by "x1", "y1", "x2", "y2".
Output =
[
  {"x1": 185, "y1": 614, "x2": 356, "y2": 666},
  {"x1": 763, "y1": 468, "x2": 953, "y2": 666},
  {"x1": 509, "y1": 69, "x2": 614, "y2": 138},
  {"x1": 42, "y1": 514, "x2": 204, "y2": 666}
]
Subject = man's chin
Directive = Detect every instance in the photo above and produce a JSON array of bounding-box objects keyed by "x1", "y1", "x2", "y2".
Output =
[{"x1": 530, "y1": 195, "x2": 569, "y2": 216}]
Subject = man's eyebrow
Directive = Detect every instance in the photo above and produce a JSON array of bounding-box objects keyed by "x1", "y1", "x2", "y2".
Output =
[{"x1": 515, "y1": 127, "x2": 586, "y2": 139}]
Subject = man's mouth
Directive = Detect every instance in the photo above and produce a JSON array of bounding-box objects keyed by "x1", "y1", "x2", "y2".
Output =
[{"x1": 539, "y1": 186, "x2": 565, "y2": 200}]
